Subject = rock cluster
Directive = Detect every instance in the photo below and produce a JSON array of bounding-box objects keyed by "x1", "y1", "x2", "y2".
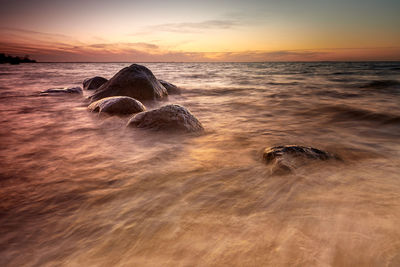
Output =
[{"x1": 81, "y1": 64, "x2": 202, "y2": 133}]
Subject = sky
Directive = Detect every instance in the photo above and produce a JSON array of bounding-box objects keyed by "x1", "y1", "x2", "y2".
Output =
[{"x1": 0, "y1": 0, "x2": 399, "y2": 62}]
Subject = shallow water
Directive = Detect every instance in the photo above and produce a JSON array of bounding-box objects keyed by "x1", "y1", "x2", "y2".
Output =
[{"x1": 0, "y1": 62, "x2": 400, "y2": 266}]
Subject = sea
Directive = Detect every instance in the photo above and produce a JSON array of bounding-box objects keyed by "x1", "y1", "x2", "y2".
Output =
[{"x1": 0, "y1": 62, "x2": 400, "y2": 266}]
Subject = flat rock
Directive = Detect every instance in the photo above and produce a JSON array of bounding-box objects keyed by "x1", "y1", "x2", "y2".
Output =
[
  {"x1": 262, "y1": 145, "x2": 336, "y2": 174},
  {"x1": 83, "y1": 76, "x2": 108, "y2": 90},
  {"x1": 127, "y1": 104, "x2": 203, "y2": 133},
  {"x1": 40, "y1": 86, "x2": 82, "y2": 95},
  {"x1": 89, "y1": 64, "x2": 168, "y2": 102},
  {"x1": 159, "y1": 80, "x2": 181, "y2": 95},
  {"x1": 88, "y1": 96, "x2": 145, "y2": 115}
]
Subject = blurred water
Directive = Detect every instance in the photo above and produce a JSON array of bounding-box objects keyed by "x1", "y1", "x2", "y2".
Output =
[{"x1": 0, "y1": 62, "x2": 400, "y2": 266}]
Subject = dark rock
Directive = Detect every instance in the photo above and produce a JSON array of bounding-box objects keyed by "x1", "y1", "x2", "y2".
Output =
[
  {"x1": 88, "y1": 96, "x2": 145, "y2": 115},
  {"x1": 83, "y1": 76, "x2": 108, "y2": 90},
  {"x1": 40, "y1": 86, "x2": 82, "y2": 95},
  {"x1": 127, "y1": 104, "x2": 203, "y2": 133},
  {"x1": 89, "y1": 64, "x2": 168, "y2": 102},
  {"x1": 159, "y1": 80, "x2": 181, "y2": 95},
  {"x1": 262, "y1": 145, "x2": 336, "y2": 174}
]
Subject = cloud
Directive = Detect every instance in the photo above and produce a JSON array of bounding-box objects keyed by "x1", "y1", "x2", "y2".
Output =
[
  {"x1": 0, "y1": 27, "x2": 162, "y2": 61},
  {"x1": 86, "y1": 42, "x2": 159, "y2": 50},
  {"x1": 135, "y1": 19, "x2": 239, "y2": 34},
  {"x1": 0, "y1": 27, "x2": 70, "y2": 40}
]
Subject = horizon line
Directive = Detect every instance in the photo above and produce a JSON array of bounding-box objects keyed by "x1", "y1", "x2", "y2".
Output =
[{"x1": 22, "y1": 60, "x2": 400, "y2": 64}]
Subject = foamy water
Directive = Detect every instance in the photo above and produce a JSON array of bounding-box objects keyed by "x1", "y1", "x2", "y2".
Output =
[{"x1": 0, "y1": 62, "x2": 400, "y2": 266}]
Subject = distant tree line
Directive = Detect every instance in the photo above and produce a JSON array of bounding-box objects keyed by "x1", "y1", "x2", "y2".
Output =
[{"x1": 0, "y1": 53, "x2": 37, "y2": 64}]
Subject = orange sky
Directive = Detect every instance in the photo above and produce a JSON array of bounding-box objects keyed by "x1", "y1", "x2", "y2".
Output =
[{"x1": 1, "y1": 0, "x2": 399, "y2": 62}]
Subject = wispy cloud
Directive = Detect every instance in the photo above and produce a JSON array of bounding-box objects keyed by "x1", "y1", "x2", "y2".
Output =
[
  {"x1": 0, "y1": 27, "x2": 70, "y2": 40},
  {"x1": 135, "y1": 19, "x2": 239, "y2": 34},
  {"x1": 85, "y1": 42, "x2": 159, "y2": 51}
]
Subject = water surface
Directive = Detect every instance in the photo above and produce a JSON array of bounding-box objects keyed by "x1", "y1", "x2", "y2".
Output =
[{"x1": 1, "y1": 62, "x2": 400, "y2": 266}]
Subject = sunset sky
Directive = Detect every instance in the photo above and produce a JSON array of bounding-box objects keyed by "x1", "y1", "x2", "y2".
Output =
[{"x1": 0, "y1": 0, "x2": 399, "y2": 62}]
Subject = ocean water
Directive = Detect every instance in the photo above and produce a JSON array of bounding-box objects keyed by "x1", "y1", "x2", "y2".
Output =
[{"x1": 0, "y1": 62, "x2": 399, "y2": 266}]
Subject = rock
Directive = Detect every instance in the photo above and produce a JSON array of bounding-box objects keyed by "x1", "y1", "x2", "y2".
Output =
[
  {"x1": 83, "y1": 76, "x2": 108, "y2": 90},
  {"x1": 159, "y1": 80, "x2": 181, "y2": 95},
  {"x1": 40, "y1": 86, "x2": 82, "y2": 95},
  {"x1": 89, "y1": 64, "x2": 168, "y2": 102},
  {"x1": 127, "y1": 104, "x2": 204, "y2": 133},
  {"x1": 88, "y1": 96, "x2": 145, "y2": 115},
  {"x1": 262, "y1": 145, "x2": 336, "y2": 174}
]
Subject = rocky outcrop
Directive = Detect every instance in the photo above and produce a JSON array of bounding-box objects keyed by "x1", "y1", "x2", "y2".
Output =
[
  {"x1": 262, "y1": 145, "x2": 337, "y2": 174},
  {"x1": 159, "y1": 80, "x2": 181, "y2": 95},
  {"x1": 39, "y1": 86, "x2": 82, "y2": 95},
  {"x1": 88, "y1": 96, "x2": 145, "y2": 115},
  {"x1": 127, "y1": 104, "x2": 203, "y2": 133},
  {"x1": 89, "y1": 64, "x2": 168, "y2": 102},
  {"x1": 83, "y1": 76, "x2": 108, "y2": 90}
]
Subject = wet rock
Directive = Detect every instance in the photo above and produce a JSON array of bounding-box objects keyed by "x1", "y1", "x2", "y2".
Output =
[
  {"x1": 40, "y1": 86, "x2": 82, "y2": 95},
  {"x1": 89, "y1": 64, "x2": 168, "y2": 102},
  {"x1": 83, "y1": 76, "x2": 108, "y2": 90},
  {"x1": 88, "y1": 96, "x2": 146, "y2": 115},
  {"x1": 159, "y1": 80, "x2": 181, "y2": 95},
  {"x1": 127, "y1": 104, "x2": 204, "y2": 133},
  {"x1": 262, "y1": 145, "x2": 336, "y2": 174}
]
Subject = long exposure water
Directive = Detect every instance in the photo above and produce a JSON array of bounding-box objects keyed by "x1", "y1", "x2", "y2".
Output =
[{"x1": 1, "y1": 62, "x2": 400, "y2": 266}]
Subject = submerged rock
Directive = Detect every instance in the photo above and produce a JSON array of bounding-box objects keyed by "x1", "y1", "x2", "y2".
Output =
[
  {"x1": 83, "y1": 76, "x2": 108, "y2": 90},
  {"x1": 40, "y1": 86, "x2": 83, "y2": 95},
  {"x1": 262, "y1": 145, "x2": 336, "y2": 174},
  {"x1": 89, "y1": 64, "x2": 168, "y2": 102},
  {"x1": 127, "y1": 104, "x2": 203, "y2": 133},
  {"x1": 159, "y1": 80, "x2": 181, "y2": 95},
  {"x1": 88, "y1": 96, "x2": 146, "y2": 115}
]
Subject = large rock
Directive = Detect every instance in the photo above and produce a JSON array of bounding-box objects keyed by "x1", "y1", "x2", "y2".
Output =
[
  {"x1": 88, "y1": 96, "x2": 146, "y2": 115},
  {"x1": 159, "y1": 80, "x2": 181, "y2": 95},
  {"x1": 127, "y1": 104, "x2": 203, "y2": 133},
  {"x1": 83, "y1": 76, "x2": 108, "y2": 90},
  {"x1": 89, "y1": 64, "x2": 168, "y2": 102},
  {"x1": 39, "y1": 86, "x2": 82, "y2": 95},
  {"x1": 262, "y1": 145, "x2": 336, "y2": 174}
]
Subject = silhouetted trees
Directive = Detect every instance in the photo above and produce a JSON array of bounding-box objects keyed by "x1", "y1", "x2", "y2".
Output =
[{"x1": 0, "y1": 53, "x2": 37, "y2": 64}]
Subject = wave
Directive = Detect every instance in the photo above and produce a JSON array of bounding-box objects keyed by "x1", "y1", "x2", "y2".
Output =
[
  {"x1": 360, "y1": 80, "x2": 400, "y2": 88},
  {"x1": 331, "y1": 72, "x2": 356, "y2": 75},
  {"x1": 184, "y1": 87, "x2": 248, "y2": 97},
  {"x1": 314, "y1": 90, "x2": 360, "y2": 99},
  {"x1": 301, "y1": 105, "x2": 400, "y2": 126},
  {"x1": 182, "y1": 72, "x2": 219, "y2": 79},
  {"x1": 358, "y1": 80, "x2": 400, "y2": 93},
  {"x1": 266, "y1": 82, "x2": 299, "y2": 86}
]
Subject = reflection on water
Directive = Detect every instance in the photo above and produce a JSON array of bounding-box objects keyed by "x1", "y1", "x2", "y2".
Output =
[{"x1": 0, "y1": 62, "x2": 400, "y2": 266}]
